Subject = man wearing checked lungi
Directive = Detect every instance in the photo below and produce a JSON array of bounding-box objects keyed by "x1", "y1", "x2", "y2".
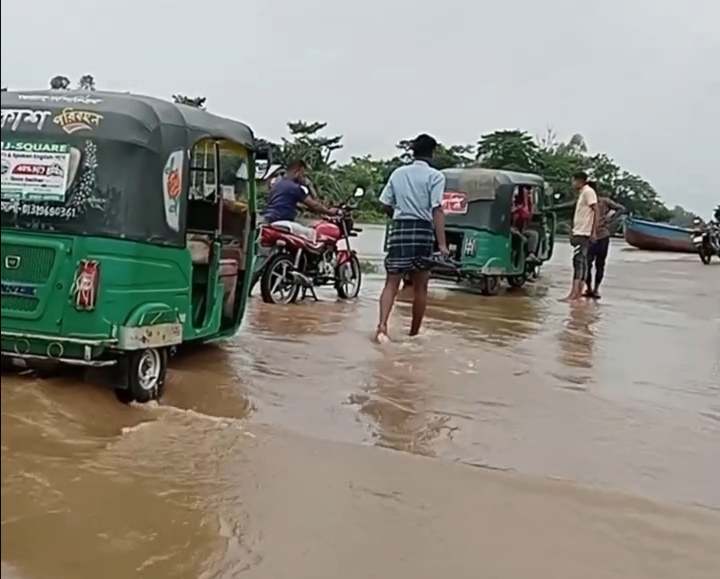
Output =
[{"x1": 375, "y1": 134, "x2": 450, "y2": 343}]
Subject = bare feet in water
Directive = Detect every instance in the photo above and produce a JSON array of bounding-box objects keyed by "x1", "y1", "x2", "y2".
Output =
[
  {"x1": 559, "y1": 295, "x2": 580, "y2": 302},
  {"x1": 374, "y1": 327, "x2": 390, "y2": 344}
]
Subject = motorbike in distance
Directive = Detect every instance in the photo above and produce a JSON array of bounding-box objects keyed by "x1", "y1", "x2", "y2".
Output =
[
  {"x1": 256, "y1": 187, "x2": 366, "y2": 304},
  {"x1": 692, "y1": 217, "x2": 720, "y2": 265}
]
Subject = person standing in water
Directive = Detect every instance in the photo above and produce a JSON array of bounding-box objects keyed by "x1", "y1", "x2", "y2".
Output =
[
  {"x1": 376, "y1": 134, "x2": 449, "y2": 342},
  {"x1": 584, "y1": 182, "x2": 625, "y2": 299},
  {"x1": 562, "y1": 171, "x2": 599, "y2": 302}
]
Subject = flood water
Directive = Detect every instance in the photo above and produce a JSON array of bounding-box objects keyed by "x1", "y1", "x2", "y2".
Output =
[{"x1": 2, "y1": 225, "x2": 720, "y2": 578}]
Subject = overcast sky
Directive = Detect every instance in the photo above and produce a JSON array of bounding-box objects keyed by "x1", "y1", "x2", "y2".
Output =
[{"x1": 2, "y1": 0, "x2": 718, "y2": 214}]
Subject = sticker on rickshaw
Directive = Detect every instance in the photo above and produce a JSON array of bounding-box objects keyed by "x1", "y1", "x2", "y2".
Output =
[
  {"x1": 163, "y1": 150, "x2": 184, "y2": 231},
  {"x1": 1, "y1": 143, "x2": 71, "y2": 202},
  {"x1": 442, "y1": 191, "x2": 468, "y2": 215},
  {"x1": 53, "y1": 108, "x2": 103, "y2": 134},
  {"x1": 18, "y1": 94, "x2": 103, "y2": 105},
  {"x1": 0, "y1": 109, "x2": 52, "y2": 132}
]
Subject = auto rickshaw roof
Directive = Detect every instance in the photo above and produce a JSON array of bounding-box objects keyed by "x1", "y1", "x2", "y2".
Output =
[
  {"x1": 442, "y1": 168, "x2": 544, "y2": 201},
  {"x1": 1, "y1": 89, "x2": 255, "y2": 150}
]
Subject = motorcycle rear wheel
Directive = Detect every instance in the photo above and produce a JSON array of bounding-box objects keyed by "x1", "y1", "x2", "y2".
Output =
[{"x1": 261, "y1": 254, "x2": 301, "y2": 304}]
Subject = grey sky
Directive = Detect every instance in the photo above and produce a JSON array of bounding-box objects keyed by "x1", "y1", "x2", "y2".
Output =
[{"x1": 2, "y1": 0, "x2": 718, "y2": 214}]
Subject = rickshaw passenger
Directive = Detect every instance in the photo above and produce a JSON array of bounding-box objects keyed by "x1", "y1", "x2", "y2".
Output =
[{"x1": 512, "y1": 186, "x2": 539, "y2": 260}]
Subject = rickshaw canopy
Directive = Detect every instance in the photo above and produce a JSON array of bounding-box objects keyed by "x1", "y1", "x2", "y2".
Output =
[
  {"x1": 1, "y1": 90, "x2": 255, "y2": 246},
  {"x1": 1, "y1": 90, "x2": 255, "y2": 151},
  {"x1": 443, "y1": 168, "x2": 544, "y2": 202},
  {"x1": 441, "y1": 168, "x2": 546, "y2": 234}
]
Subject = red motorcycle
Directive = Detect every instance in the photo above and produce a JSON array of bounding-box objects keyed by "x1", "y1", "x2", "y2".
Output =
[{"x1": 256, "y1": 188, "x2": 365, "y2": 304}]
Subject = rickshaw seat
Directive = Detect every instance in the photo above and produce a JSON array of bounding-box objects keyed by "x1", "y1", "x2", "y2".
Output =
[
  {"x1": 221, "y1": 245, "x2": 245, "y2": 270},
  {"x1": 187, "y1": 235, "x2": 245, "y2": 270},
  {"x1": 188, "y1": 236, "x2": 212, "y2": 265},
  {"x1": 269, "y1": 220, "x2": 317, "y2": 243}
]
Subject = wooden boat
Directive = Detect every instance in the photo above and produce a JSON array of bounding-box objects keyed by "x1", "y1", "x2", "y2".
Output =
[{"x1": 624, "y1": 216, "x2": 695, "y2": 252}]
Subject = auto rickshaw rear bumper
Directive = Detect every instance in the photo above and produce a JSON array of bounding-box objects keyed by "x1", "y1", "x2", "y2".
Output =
[{"x1": 1, "y1": 329, "x2": 118, "y2": 367}]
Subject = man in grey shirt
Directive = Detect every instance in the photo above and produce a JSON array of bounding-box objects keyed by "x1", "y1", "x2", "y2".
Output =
[{"x1": 376, "y1": 134, "x2": 449, "y2": 342}]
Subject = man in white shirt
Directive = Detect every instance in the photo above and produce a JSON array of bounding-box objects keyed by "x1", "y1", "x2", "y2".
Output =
[
  {"x1": 376, "y1": 134, "x2": 449, "y2": 342},
  {"x1": 561, "y1": 171, "x2": 599, "y2": 301}
]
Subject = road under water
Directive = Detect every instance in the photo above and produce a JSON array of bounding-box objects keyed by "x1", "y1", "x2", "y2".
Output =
[{"x1": 2, "y1": 228, "x2": 719, "y2": 578}]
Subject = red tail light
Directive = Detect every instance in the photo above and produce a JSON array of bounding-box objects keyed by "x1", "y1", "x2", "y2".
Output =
[{"x1": 72, "y1": 260, "x2": 100, "y2": 311}]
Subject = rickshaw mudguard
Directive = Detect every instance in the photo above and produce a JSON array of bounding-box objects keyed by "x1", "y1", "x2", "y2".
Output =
[
  {"x1": 480, "y1": 258, "x2": 507, "y2": 276},
  {"x1": 117, "y1": 303, "x2": 184, "y2": 351}
]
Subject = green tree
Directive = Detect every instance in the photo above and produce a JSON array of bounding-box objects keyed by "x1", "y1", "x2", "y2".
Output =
[
  {"x1": 537, "y1": 129, "x2": 588, "y2": 202},
  {"x1": 667, "y1": 205, "x2": 700, "y2": 227},
  {"x1": 255, "y1": 138, "x2": 285, "y2": 166},
  {"x1": 281, "y1": 121, "x2": 343, "y2": 172},
  {"x1": 277, "y1": 121, "x2": 346, "y2": 202},
  {"x1": 476, "y1": 130, "x2": 543, "y2": 172},
  {"x1": 395, "y1": 139, "x2": 475, "y2": 170}
]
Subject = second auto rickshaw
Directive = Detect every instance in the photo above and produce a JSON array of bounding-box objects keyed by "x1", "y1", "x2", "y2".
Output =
[{"x1": 434, "y1": 168, "x2": 556, "y2": 294}]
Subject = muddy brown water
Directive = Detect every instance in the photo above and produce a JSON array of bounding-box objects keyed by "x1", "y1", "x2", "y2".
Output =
[{"x1": 2, "y1": 226, "x2": 720, "y2": 578}]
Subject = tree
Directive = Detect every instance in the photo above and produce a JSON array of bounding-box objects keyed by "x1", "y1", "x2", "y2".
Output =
[
  {"x1": 49, "y1": 75, "x2": 71, "y2": 90},
  {"x1": 282, "y1": 121, "x2": 343, "y2": 171},
  {"x1": 78, "y1": 74, "x2": 96, "y2": 91},
  {"x1": 395, "y1": 140, "x2": 475, "y2": 170},
  {"x1": 253, "y1": 122, "x2": 681, "y2": 223},
  {"x1": 476, "y1": 130, "x2": 544, "y2": 173},
  {"x1": 172, "y1": 94, "x2": 207, "y2": 109}
]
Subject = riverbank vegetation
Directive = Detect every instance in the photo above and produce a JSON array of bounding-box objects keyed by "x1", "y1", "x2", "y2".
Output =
[
  {"x1": 262, "y1": 121, "x2": 696, "y2": 226},
  {"x1": 40, "y1": 78, "x2": 697, "y2": 226}
]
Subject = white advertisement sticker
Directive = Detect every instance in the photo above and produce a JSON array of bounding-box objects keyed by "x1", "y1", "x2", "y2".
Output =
[{"x1": 1, "y1": 142, "x2": 71, "y2": 202}]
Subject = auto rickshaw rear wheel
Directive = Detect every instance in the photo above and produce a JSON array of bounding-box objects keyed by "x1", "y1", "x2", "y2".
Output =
[
  {"x1": 507, "y1": 274, "x2": 527, "y2": 288},
  {"x1": 116, "y1": 347, "x2": 167, "y2": 403},
  {"x1": 480, "y1": 276, "x2": 500, "y2": 296}
]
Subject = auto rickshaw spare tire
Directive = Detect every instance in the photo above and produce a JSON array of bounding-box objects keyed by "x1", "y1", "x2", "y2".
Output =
[
  {"x1": 507, "y1": 274, "x2": 527, "y2": 289},
  {"x1": 481, "y1": 276, "x2": 501, "y2": 296},
  {"x1": 117, "y1": 347, "x2": 167, "y2": 403}
]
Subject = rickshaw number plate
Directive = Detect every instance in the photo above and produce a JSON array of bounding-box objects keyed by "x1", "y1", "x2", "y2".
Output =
[
  {"x1": 118, "y1": 323, "x2": 183, "y2": 350},
  {"x1": 442, "y1": 191, "x2": 468, "y2": 215}
]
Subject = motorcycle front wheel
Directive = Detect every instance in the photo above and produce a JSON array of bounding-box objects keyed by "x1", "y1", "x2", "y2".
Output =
[
  {"x1": 261, "y1": 254, "x2": 301, "y2": 304},
  {"x1": 335, "y1": 254, "x2": 362, "y2": 299}
]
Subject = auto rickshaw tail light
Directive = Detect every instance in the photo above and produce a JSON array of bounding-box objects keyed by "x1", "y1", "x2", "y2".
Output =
[{"x1": 72, "y1": 260, "x2": 100, "y2": 311}]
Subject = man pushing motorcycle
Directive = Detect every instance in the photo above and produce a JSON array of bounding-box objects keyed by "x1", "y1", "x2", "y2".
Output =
[{"x1": 262, "y1": 159, "x2": 339, "y2": 225}]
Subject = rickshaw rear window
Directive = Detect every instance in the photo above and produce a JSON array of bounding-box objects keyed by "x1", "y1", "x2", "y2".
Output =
[{"x1": 1, "y1": 137, "x2": 181, "y2": 245}]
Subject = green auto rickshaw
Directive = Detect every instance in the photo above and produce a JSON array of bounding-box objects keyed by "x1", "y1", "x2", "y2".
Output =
[
  {"x1": 434, "y1": 168, "x2": 556, "y2": 294},
  {"x1": 1, "y1": 90, "x2": 257, "y2": 401}
]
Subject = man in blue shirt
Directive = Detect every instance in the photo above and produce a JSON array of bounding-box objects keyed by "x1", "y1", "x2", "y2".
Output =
[
  {"x1": 376, "y1": 134, "x2": 449, "y2": 342},
  {"x1": 263, "y1": 160, "x2": 337, "y2": 223}
]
